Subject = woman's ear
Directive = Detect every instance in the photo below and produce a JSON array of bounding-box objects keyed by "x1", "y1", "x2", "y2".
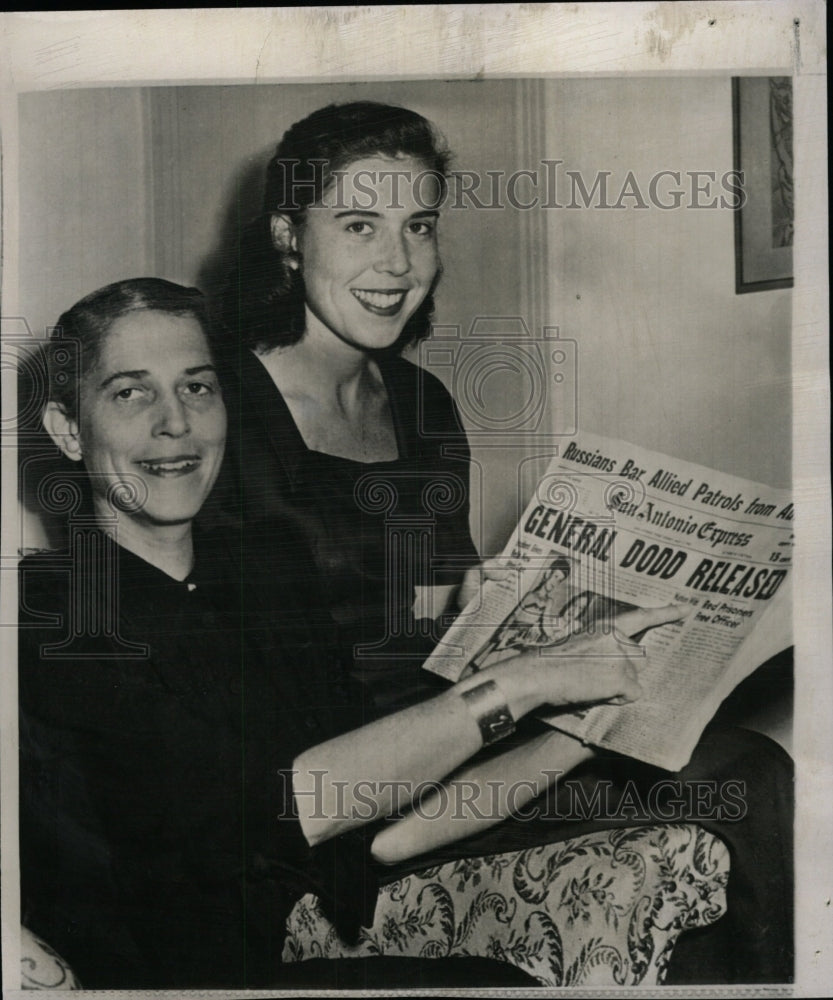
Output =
[
  {"x1": 43, "y1": 402, "x2": 83, "y2": 462},
  {"x1": 269, "y1": 213, "x2": 300, "y2": 269}
]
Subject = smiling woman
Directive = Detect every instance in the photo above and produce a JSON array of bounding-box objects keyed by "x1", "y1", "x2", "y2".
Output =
[
  {"x1": 41, "y1": 280, "x2": 226, "y2": 577},
  {"x1": 212, "y1": 102, "x2": 480, "y2": 710}
]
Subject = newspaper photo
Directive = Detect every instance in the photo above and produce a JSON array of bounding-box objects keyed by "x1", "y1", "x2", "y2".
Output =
[{"x1": 425, "y1": 431, "x2": 793, "y2": 770}]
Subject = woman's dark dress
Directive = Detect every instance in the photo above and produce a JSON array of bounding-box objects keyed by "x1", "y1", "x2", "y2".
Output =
[{"x1": 208, "y1": 349, "x2": 480, "y2": 710}]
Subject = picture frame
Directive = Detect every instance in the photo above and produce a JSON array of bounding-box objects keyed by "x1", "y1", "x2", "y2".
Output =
[{"x1": 733, "y1": 76, "x2": 794, "y2": 293}]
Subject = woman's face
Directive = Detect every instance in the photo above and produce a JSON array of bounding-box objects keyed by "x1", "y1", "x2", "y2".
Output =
[
  {"x1": 76, "y1": 309, "x2": 226, "y2": 526},
  {"x1": 297, "y1": 154, "x2": 441, "y2": 353}
]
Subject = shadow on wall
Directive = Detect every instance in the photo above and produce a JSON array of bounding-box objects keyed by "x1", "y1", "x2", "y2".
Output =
[
  {"x1": 195, "y1": 151, "x2": 271, "y2": 310},
  {"x1": 17, "y1": 345, "x2": 80, "y2": 552}
]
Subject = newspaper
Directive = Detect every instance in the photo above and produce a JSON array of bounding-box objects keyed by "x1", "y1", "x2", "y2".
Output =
[{"x1": 424, "y1": 432, "x2": 793, "y2": 770}]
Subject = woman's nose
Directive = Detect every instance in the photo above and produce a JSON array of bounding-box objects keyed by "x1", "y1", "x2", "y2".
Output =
[
  {"x1": 373, "y1": 230, "x2": 410, "y2": 275},
  {"x1": 153, "y1": 394, "x2": 190, "y2": 436}
]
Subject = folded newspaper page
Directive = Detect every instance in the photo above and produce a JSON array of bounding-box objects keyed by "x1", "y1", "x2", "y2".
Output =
[{"x1": 424, "y1": 432, "x2": 793, "y2": 770}]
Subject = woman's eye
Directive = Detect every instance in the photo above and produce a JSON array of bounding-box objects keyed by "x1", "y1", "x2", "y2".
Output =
[
  {"x1": 345, "y1": 221, "x2": 372, "y2": 235},
  {"x1": 408, "y1": 220, "x2": 435, "y2": 237},
  {"x1": 183, "y1": 381, "x2": 215, "y2": 397},
  {"x1": 114, "y1": 386, "x2": 143, "y2": 401}
]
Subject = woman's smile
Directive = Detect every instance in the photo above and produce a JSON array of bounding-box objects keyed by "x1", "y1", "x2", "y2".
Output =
[
  {"x1": 350, "y1": 288, "x2": 409, "y2": 315},
  {"x1": 136, "y1": 454, "x2": 203, "y2": 476},
  {"x1": 296, "y1": 155, "x2": 440, "y2": 353}
]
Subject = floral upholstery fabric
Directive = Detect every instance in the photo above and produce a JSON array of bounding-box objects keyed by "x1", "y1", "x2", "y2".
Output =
[
  {"x1": 283, "y1": 824, "x2": 730, "y2": 987},
  {"x1": 20, "y1": 927, "x2": 82, "y2": 990}
]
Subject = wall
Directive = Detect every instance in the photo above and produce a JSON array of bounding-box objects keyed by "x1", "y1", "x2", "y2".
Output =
[
  {"x1": 17, "y1": 89, "x2": 152, "y2": 549},
  {"x1": 544, "y1": 77, "x2": 791, "y2": 489},
  {"x1": 18, "y1": 88, "x2": 151, "y2": 342}
]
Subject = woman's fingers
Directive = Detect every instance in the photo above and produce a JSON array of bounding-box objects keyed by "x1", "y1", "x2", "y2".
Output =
[
  {"x1": 480, "y1": 556, "x2": 516, "y2": 580},
  {"x1": 606, "y1": 663, "x2": 645, "y2": 705},
  {"x1": 458, "y1": 558, "x2": 516, "y2": 609},
  {"x1": 534, "y1": 604, "x2": 688, "y2": 708},
  {"x1": 537, "y1": 603, "x2": 684, "y2": 657},
  {"x1": 615, "y1": 604, "x2": 688, "y2": 638}
]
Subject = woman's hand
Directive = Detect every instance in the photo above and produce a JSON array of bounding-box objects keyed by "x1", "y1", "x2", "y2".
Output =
[
  {"x1": 294, "y1": 603, "x2": 685, "y2": 847},
  {"x1": 370, "y1": 603, "x2": 687, "y2": 863},
  {"x1": 472, "y1": 603, "x2": 687, "y2": 719},
  {"x1": 414, "y1": 558, "x2": 526, "y2": 619},
  {"x1": 457, "y1": 557, "x2": 515, "y2": 611}
]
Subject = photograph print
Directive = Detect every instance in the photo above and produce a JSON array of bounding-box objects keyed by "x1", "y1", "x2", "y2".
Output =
[{"x1": 1, "y1": 5, "x2": 828, "y2": 995}]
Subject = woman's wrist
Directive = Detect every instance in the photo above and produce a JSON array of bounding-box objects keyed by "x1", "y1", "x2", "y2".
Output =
[
  {"x1": 454, "y1": 653, "x2": 544, "y2": 724},
  {"x1": 458, "y1": 679, "x2": 517, "y2": 745}
]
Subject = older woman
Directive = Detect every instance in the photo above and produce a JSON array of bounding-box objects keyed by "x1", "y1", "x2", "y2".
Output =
[
  {"x1": 19, "y1": 277, "x2": 671, "y2": 988},
  {"x1": 213, "y1": 102, "x2": 483, "y2": 710}
]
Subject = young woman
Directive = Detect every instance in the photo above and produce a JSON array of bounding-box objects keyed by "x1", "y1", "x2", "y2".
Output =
[
  {"x1": 19, "y1": 278, "x2": 670, "y2": 988},
  {"x1": 212, "y1": 102, "x2": 482, "y2": 710}
]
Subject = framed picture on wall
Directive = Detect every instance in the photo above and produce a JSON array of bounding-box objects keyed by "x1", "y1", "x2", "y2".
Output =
[{"x1": 733, "y1": 76, "x2": 794, "y2": 293}]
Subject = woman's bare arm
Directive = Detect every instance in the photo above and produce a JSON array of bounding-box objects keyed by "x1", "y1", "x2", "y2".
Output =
[
  {"x1": 370, "y1": 729, "x2": 593, "y2": 864},
  {"x1": 293, "y1": 605, "x2": 681, "y2": 846}
]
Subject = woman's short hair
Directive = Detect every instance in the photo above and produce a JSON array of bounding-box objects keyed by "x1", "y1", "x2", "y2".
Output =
[
  {"x1": 548, "y1": 556, "x2": 572, "y2": 579},
  {"x1": 218, "y1": 101, "x2": 452, "y2": 354},
  {"x1": 47, "y1": 278, "x2": 211, "y2": 422}
]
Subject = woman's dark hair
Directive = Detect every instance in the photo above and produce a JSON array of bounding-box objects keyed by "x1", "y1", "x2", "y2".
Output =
[
  {"x1": 218, "y1": 101, "x2": 451, "y2": 354},
  {"x1": 546, "y1": 557, "x2": 572, "y2": 580},
  {"x1": 47, "y1": 277, "x2": 211, "y2": 422}
]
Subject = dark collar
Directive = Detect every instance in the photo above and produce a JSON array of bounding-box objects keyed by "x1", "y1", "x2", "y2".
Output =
[
  {"x1": 80, "y1": 526, "x2": 218, "y2": 594},
  {"x1": 232, "y1": 348, "x2": 415, "y2": 488}
]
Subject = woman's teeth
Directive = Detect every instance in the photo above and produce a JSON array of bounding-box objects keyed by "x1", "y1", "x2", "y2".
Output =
[
  {"x1": 351, "y1": 289, "x2": 405, "y2": 309},
  {"x1": 139, "y1": 458, "x2": 199, "y2": 474}
]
